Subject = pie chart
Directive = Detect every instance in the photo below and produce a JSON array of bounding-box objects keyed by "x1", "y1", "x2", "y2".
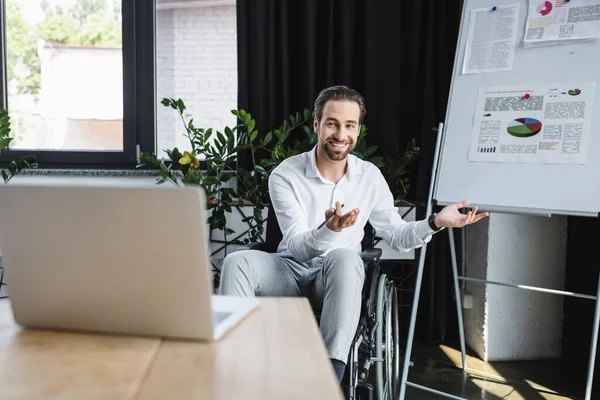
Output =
[
  {"x1": 507, "y1": 118, "x2": 543, "y2": 137},
  {"x1": 569, "y1": 88, "x2": 581, "y2": 96},
  {"x1": 537, "y1": 1, "x2": 553, "y2": 16}
]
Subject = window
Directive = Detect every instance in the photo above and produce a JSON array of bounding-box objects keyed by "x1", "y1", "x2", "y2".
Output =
[
  {"x1": 0, "y1": 0, "x2": 154, "y2": 168},
  {"x1": 155, "y1": 0, "x2": 237, "y2": 157}
]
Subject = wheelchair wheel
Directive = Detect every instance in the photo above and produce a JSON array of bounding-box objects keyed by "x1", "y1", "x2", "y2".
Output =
[{"x1": 374, "y1": 274, "x2": 401, "y2": 400}]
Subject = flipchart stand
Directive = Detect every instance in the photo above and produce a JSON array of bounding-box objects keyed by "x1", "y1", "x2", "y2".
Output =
[{"x1": 397, "y1": 122, "x2": 600, "y2": 400}]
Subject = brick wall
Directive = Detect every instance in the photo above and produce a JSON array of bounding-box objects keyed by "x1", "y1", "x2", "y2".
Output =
[{"x1": 156, "y1": 4, "x2": 238, "y2": 154}]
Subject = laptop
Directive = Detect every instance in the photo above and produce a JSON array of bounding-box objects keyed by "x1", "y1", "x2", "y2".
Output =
[{"x1": 0, "y1": 178, "x2": 259, "y2": 340}]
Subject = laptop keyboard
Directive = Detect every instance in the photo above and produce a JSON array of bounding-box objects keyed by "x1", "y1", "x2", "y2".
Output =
[{"x1": 214, "y1": 311, "x2": 233, "y2": 326}]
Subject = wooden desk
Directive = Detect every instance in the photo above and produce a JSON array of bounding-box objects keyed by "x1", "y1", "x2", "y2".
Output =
[{"x1": 0, "y1": 298, "x2": 343, "y2": 399}]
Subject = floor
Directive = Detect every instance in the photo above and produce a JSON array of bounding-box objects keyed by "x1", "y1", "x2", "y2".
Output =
[{"x1": 404, "y1": 343, "x2": 587, "y2": 399}]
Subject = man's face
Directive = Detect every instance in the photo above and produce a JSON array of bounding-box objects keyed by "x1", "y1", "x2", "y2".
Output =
[{"x1": 314, "y1": 100, "x2": 360, "y2": 162}]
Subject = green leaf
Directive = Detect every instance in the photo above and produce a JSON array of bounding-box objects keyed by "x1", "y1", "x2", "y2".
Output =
[
  {"x1": 364, "y1": 146, "x2": 377, "y2": 158},
  {"x1": 225, "y1": 126, "x2": 234, "y2": 141},
  {"x1": 254, "y1": 165, "x2": 266, "y2": 176},
  {"x1": 264, "y1": 132, "x2": 273, "y2": 145},
  {"x1": 250, "y1": 130, "x2": 258, "y2": 142},
  {"x1": 22, "y1": 155, "x2": 36, "y2": 164},
  {"x1": 0, "y1": 137, "x2": 12, "y2": 150},
  {"x1": 242, "y1": 113, "x2": 251, "y2": 126},
  {"x1": 217, "y1": 214, "x2": 226, "y2": 229},
  {"x1": 176, "y1": 98, "x2": 185, "y2": 113},
  {"x1": 0, "y1": 127, "x2": 10, "y2": 139},
  {"x1": 302, "y1": 125, "x2": 312, "y2": 137},
  {"x1": 304, "y1": 108, "x2": 312, "y2": 121},
  {"x1": 203, "y1": 176, "x2": 220, "y2": 186},
  {"x1": 248, "y1": 119, "x2": 256, "y2": 135},
  {"x1": 217, "y1": 130, "x2": 226, "y2": 146},
  {"x1": 225, "y1": 127, "x2": 234, "y2": 153},
  {"x1": 220, "y1": 172, "x2": 233, "y2": 182},
  {"x1": 370, "y1": 156, "x2": 385, "y2": 168}
]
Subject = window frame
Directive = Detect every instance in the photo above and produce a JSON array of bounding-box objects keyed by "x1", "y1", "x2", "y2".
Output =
[{"x1": 0, "y1": 0, "x2": 156, "y2": 169}]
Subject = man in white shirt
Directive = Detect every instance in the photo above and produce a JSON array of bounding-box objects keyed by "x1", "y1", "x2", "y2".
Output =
[{"x1": 218, "y1": 85, "x2": 488, "y2": 382}]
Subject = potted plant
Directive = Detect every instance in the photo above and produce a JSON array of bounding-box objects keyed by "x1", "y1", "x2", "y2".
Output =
[
  {"x1": 384, "y1": 138, "x2": 420, "y2": 201},
  {"x1": 0, "y1": 109, "x2": 37, "y2": 183},
  {"x1": 139, "y1": 98, "x2": 248, "y2": 232},
  {"x1": 0, "y1": 109, "x2": 37, "y2": 297},
  {"x1": 138, "y1": 99, "x2": 269, "y2": 288}
]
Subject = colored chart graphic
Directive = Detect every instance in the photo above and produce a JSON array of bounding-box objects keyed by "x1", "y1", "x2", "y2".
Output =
[
  {"x1": 537, "y1": 1, "x2": 553, "y2": 15},
  {"x1": 568, "y1": 88, "x2": 581, "y2": 96},
  {"x1": 507, "y1": 118, "x2": 543, "y2": 137}
]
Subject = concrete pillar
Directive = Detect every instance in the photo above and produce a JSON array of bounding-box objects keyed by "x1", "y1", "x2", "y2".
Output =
[{"x1": 463, "y1": 213, "x2": 567, "y2": 361}]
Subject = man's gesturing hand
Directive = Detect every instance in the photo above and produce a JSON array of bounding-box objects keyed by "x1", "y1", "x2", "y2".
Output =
[
  {"x1": 434, "y1": 200, "x2": 489, "y2": 229},
  {"x1": 325, "y1": 201, "x2": 360, "y2": 232}
]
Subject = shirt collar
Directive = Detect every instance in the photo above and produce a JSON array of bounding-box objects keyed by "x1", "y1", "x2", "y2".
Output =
[
  {"x1": 305, "y1": 145, "x2": 364, "y2": 181},
  {"x1": 305, "y1": 145, "x2": 320, "y2": 178},
  {"x1": 346, "y1": 153, "x2": 362, "y2": 181}
]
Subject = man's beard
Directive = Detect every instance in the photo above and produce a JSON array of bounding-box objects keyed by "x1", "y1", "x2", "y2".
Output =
[
  {"x1": 324, "y1": 142, "x2": 354, "y2": 161},
  {"x1": 321, "y1": 139, "x2": 355, "y2": 161}
]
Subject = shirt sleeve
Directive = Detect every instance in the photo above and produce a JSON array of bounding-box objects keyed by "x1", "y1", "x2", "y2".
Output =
[
  {"x1": 368, "y1": 170, "x2": 437, "y2": 252},
  {"x1": 268, "y1": 168, "x2": 340, "y2": 262}
]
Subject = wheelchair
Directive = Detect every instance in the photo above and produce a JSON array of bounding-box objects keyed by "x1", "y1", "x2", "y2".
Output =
[{"x1": 233, "y1": 216, "x2": 405, "y2": 400}]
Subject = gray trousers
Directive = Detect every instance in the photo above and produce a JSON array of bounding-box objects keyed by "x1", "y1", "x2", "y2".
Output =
[{"x1": 217, "y1": 248, "x2": 365, "y2": 362}]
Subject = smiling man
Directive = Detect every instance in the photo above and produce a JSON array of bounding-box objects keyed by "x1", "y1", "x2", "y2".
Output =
[{"x1": 218, "y1": 85, "x2": 488, "y2": 383}]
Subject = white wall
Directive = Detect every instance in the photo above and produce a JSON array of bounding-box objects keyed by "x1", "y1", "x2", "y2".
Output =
[
  {"x1": 156, "y1": 4, "x2": 238, "y2": 154},
  {"x1": 464, "y1": 213, "x2": 567, "y2": 361},
  {"x1": 38, "y1": 43, "x2": 123, "y2": 121},
  {"x1": 11, "y1": 41, "x2": 123, "y2": 150}
]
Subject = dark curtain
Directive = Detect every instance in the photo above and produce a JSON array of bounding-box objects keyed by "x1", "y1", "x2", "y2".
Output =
[
  {"x1": 561, "y1": 217, "x2": 600, "y2": 394},
  {"x1": 236, "y1": 0, "x2": 463, "y2": 344}
]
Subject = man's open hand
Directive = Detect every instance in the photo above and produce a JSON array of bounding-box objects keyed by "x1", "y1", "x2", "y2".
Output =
[
  {"x1": 434, "y1": 200, "x2": 489, "y2": 229},
  {"x1": 325, "y1": 201, "x2": 360, "y2": 232}
]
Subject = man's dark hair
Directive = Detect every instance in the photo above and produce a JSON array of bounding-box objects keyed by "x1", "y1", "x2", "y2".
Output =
[{"x1": 314, "y1": 85, "x2": 366, "y2": 124}]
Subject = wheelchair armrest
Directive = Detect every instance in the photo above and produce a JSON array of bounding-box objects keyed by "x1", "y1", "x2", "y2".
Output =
[
  {"x1": 236, "y1": 242, "x2": 268, "y2": 252},
  {"x1": 361, "y1": 248, "x2": 382, "y2": 263}
]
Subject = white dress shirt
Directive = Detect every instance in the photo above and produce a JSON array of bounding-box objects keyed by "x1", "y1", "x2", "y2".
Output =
[{"x1": 268, "y1": 146, "x2": 437, "y2": 262}]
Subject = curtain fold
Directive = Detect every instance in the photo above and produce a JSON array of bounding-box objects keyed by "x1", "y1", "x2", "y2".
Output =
[{"x1": 236, "y1": 0, "x2": 463, "y2": 344}]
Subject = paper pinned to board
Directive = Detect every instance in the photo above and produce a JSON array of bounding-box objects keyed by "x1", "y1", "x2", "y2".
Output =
[
  {"x1": 524, "y1": 0, "x2": 600, "y2": 47},
  {"x1": 468, "y1": 82, "x2": 595, "y2": 164},
  {"x1": 462, "y1": 4, "x2": 520, "y2": 74}
]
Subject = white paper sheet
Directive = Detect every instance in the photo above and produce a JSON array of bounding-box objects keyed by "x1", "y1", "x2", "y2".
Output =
[
  {"x1": 462, "y1": 4, "x2": 519, "y2": 74},
  {"x1": 524, "y1": 0, "x2": 600, "y2": 47},
  {"x1": 468, "y1": 82, "x2": 595, "y2": 164}
]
